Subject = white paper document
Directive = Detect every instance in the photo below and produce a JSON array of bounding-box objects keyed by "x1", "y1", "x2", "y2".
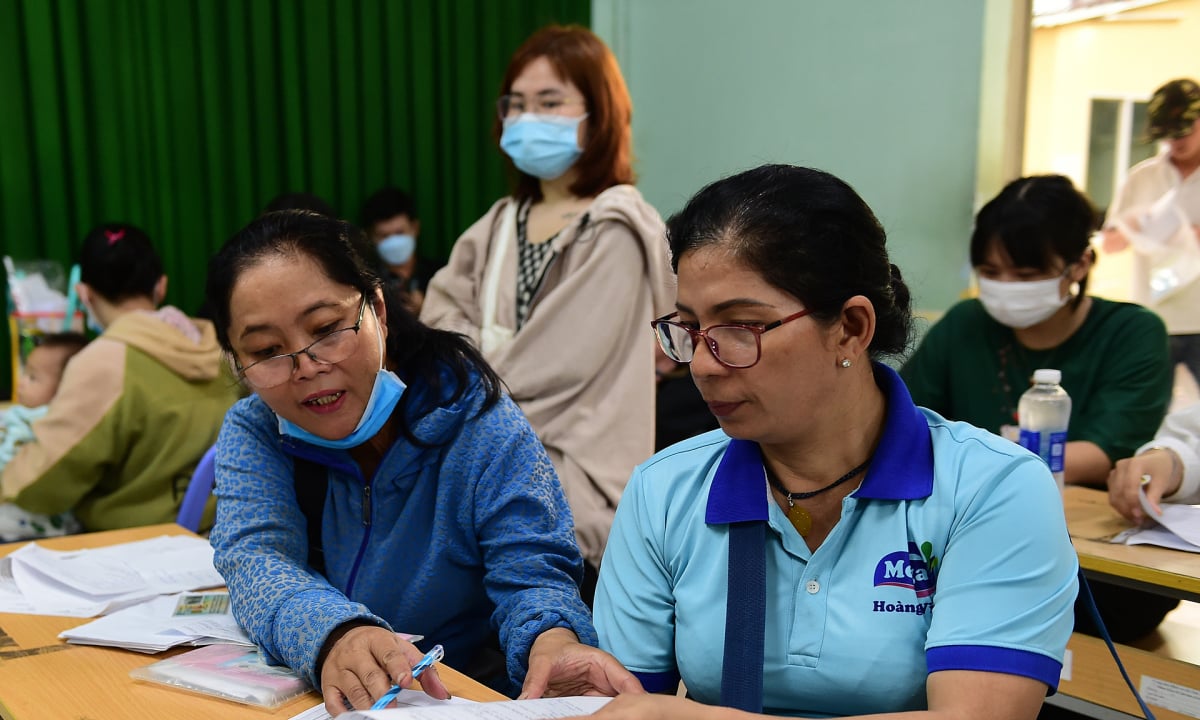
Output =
[
  {"x1": 340, "y1": 696, "x2": 611, "y2": 720},
  {"x1": 1110, "y1": 485, "x2": 1200, "y2": 552},
  {"x1": 1137, "y1": 187, "x2": 1184, "y2": 248},
  {"x1": 290, "y1": 690, "x2": 479, "y2": 720},
  {"x1": 59, "y1": 592, "x2": 252, "y2": 652},
  {"x1": 0, "y1": 534, "x2": 224, "y2": 617}
]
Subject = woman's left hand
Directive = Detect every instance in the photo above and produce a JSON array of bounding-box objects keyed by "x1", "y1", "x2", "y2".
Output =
[
  {"x1": 571, "y1": 693, "x2": 711, "y2": 720},
  {"x1": 520, "y1": 627, "x2": 645, "y2": 699}
]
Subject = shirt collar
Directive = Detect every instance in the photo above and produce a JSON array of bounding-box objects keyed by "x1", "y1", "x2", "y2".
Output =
[{"x1": 705, "y1": 362, "x2": 934, "y2": 525}]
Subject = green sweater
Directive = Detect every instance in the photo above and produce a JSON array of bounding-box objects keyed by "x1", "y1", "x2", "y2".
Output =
[{"x1": 901, "y1": 298, "x2": 1172, "y2": 467}]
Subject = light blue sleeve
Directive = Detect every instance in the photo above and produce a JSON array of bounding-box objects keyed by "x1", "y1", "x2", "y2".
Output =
[
  {"x1": 209, "y1": 398, "x2": 386, "y2": 687},
  {"x1": 594, "y1": 464, "x2": 680, "y2": 692},
  {"x1": 925, "y1": 448, "x2": 1078, "y2": 689}
]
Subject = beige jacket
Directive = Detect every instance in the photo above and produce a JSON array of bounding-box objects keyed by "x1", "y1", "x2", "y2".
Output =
[{"x1": 421, "y1": 185, "x2": 675, "y2": 565}]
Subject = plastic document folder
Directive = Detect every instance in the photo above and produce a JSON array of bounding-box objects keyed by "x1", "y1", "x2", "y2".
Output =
[{"x1": 131, "y1": 643, "x2": 311, "y2": 709}]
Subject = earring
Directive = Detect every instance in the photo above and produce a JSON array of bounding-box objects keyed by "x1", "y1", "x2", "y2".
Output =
[{"x1": 840, "y1": 358, "x2": 852, "y2": 368}]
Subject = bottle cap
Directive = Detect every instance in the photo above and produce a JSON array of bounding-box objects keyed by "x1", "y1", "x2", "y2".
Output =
[{"x1": 1033, "y1": 368, "x2": 1062, "y2": 384}]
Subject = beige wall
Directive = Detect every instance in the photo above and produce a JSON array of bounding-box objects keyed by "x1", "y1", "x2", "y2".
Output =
[
  {"x1": 1025, "y1": 0, "x2": 1200, "y2": 184},
  {"x1": 1024, "y1": 0, "x2": 1200, "y2": 300}
]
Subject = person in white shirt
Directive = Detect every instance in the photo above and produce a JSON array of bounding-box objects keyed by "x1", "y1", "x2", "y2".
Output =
[
  {"x1": 1109, "y1": 403, "x2": 1200, "y2": 524},
  {"x1": 1102, "y1": 78, "x2": 1200, "y2": 384}
]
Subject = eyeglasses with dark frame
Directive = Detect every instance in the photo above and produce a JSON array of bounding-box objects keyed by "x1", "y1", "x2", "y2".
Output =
[
  {"x1": 650, "y1": 309, "x2": 812, "y2": 370},
  {"x1": 236, "y1": 294, "x2": 369, "y2": 389}
]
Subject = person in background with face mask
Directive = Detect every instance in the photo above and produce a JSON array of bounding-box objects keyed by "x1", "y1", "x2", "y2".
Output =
[
  {"x1": 0, "y1": 223, "x2": 238, "y2": 536},
  {"x1": 360, "y1": 187, "x2": 440, "y2": 315},
  {"x1": 903, "y1": 174, "x2": 1172, "y2": 489},
  {"x1": 902, "y1": 176, "x2": 1175, "y2": 645},
  {"x1": 206, "y1": 211, "x2": 641, "y2": 712},
  {"x1": 421, "y1": 25, "x2": 674, "y2": 601}
]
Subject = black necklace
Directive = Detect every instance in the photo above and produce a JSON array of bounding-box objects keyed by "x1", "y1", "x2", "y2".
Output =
[{"x1": 765, "y1": 458, "x2": 872, "y2": 536}]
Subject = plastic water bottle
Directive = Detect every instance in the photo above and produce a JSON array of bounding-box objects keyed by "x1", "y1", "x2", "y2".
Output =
[{"x1": 1018, "y1": 369, "x2": 1071, "y2": 491}]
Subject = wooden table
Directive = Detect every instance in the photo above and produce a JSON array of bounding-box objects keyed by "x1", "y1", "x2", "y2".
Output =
[
  {"x1": 1052, "y1": 487, "x2": 1200, "y2": 720},
  {"x1": 0, "y1": 524, "x2": 505, "y2": 720},
  {"x1": 1065, "y1": 485, "x2": 1200, "y2": 601}
]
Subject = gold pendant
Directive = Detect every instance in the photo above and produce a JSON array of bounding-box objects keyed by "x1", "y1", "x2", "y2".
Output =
[{"x1": 786, "y1": 504, "x2": 812, "y2": 536}]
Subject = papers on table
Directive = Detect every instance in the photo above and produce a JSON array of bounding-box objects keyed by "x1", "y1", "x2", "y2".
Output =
[
  {"x1": 0, "y1": 534, "x2": 224, "y2": 617},
  {"x1": 339, "y1": 696, "x2": 611, "y2": 720},
  {"x1": 1111, "y1": 485, "x2": 1200, "y2": 553},
  {"x1": 289, "y1": 693, "x2": 608, "y2": 720},
  {"x1": 59, "y1": 591, "x2": 252, "y2": 652},
  {"x1": 290, "y1": 691, "x2": 478, "y2": 720}
]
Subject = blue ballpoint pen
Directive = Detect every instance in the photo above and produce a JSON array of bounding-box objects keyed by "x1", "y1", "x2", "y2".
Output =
[{"x1": 370, "y1": 644, "x2": 445, "y2": 710}]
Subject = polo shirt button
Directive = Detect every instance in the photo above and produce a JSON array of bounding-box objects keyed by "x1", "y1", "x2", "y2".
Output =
[{"x1": 806, "y1": 580, "x2": 820, "y2": 594}]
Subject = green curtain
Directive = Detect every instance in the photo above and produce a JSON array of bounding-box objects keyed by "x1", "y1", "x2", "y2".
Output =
[{"x1": 0, "y1": 0, "x2": 590, "y2": 399}]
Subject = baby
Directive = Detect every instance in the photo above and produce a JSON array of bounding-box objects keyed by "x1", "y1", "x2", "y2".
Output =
[{"x1": 0, "y1": 332, "x2": 89, "y2": 540}]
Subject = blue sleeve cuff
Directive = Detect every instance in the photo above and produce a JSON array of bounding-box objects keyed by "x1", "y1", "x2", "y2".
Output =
[
  {"x1": 633, "y1": 669, "x2": 681, "y2": 694},
  {"x1": 927, "y1": 645, "x2": 1063, "y2": 693},
  {"x1": 503, "y1": 606, "x2": 598, "y2": 689}
]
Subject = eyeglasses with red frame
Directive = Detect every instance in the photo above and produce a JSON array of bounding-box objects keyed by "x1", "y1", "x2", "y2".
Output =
[{"x1": 650, "y1": 309, "x2": 812, "y2": 369}]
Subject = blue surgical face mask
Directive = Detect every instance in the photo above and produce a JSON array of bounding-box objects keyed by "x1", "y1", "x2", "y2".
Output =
[
  {"x1": 276, "y1": 303, "x2": 406, "y2": 449},
  {"x1": 377, "y1": 234, "x2": 416, "y2": 265},
  {"x1": 500, "y1": 113, "x2": 585, "y2": 180},
  {"x1": 278, "y1": 370, "x2": 406, "y2": 449}
]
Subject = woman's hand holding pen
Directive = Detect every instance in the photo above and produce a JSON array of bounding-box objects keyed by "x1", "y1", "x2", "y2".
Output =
[
  {"x1": 520, "y1": 627, "x2": 645, "y2": 700},
  {"x1": 1108, "y1": 448, "x2": 1181, "y2": 524},
  {"x1": 320, "y1": 624, "x2": 449, "y2": 715}
]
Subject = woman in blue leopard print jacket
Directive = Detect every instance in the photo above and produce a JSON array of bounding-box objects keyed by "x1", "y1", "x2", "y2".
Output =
[{"x1": 205, "y1": 211, "x2": 641, "y2": 713}]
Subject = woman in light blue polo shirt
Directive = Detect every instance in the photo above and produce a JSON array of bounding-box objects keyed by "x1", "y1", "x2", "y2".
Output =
[{"x1": 593, "y1": 164, "x2": 1079, "y2": 719}]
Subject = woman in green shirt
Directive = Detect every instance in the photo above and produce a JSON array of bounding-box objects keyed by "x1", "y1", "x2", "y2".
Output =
[
  {"x1": 902, "y1": 175, "x2": 1174, "y2": 643},
  {"x1": 902, "y1": 175, "x2": 1171, "y2": 488}
]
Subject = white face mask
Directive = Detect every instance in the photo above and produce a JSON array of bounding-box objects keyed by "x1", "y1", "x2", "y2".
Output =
[{"x1": 977, "y1": 276, "x2": 1069, "y2": 329}]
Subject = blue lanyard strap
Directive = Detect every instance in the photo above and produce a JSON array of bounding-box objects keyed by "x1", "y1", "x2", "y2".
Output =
[{"x1": 721, "y1": 520, "x2": 766, "y2": 712}]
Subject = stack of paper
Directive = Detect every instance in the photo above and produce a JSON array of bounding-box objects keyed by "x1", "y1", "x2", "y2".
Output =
[
  {"x1": 288, "y1": 694, "x2": 614, "y2": 720},
  {"x1": 338, "y1": 696, "x2": 611, "y2": 720},
  {"x1": 60, "y1": 592, "x2": 252, "y2": 652},
  {"x1": 0, "y1": 534, "x2": 224, "y2": 617},
  {"x1": 1111, "y1": 485, "x2": 1200, "y2": 553}
]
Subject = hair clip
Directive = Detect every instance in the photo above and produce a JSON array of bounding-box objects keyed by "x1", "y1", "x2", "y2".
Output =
[{"x1": 105, "y1": 229, "x2": 125, "y2": 245}]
